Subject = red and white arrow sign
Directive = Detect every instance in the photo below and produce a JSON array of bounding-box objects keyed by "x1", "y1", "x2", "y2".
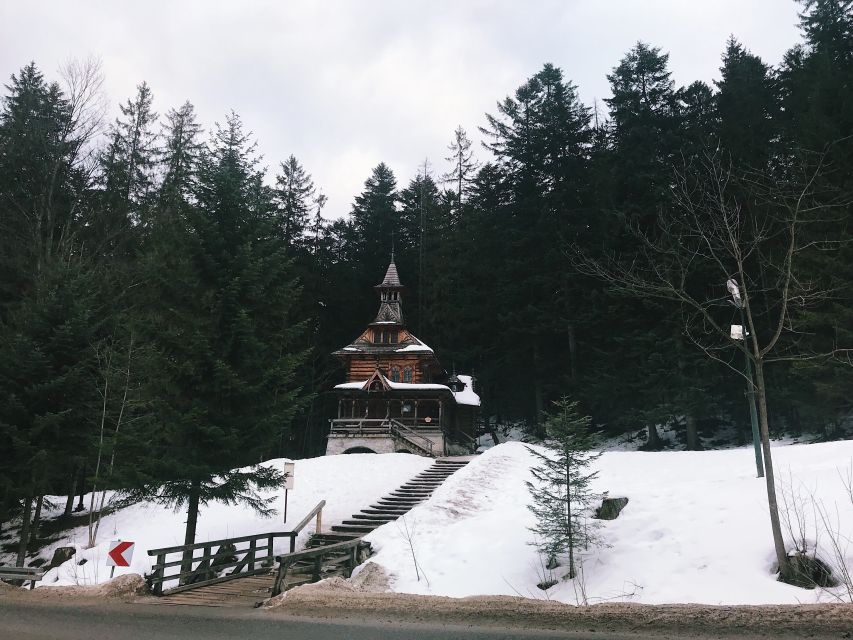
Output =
[{"x1": 107, "y1": 540, "x2": 135, "y2": 567}]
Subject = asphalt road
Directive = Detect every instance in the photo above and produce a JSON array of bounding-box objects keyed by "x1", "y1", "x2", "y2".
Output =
[{"x1": 0, "y1": 600, "x2": 651, "y2": 640}]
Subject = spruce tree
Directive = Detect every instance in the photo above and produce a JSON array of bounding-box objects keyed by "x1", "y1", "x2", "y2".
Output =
[
  {"x1": 159, "y1": 101, "x2": 203, "y2": 212},
  {"x1": 273, "y1": 155, "x2": 315, "y2": 250},
  {"x1": 715, "y1": 37, "x2": 778, "y2": 168},
  {"x1": 129, "y1": 112, "x2": 308, "y2": 565},
  {"x1": 526, "y1": 397, "x2": 601, "y2": 579},
  {"x1": 442, "y1": 125, "x2": 479, "y2": 215}
]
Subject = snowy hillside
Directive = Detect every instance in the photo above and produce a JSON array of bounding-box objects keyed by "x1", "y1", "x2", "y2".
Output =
[
  {"x1": 7, "y1": 453, "x2": 431, "y2": 587},
  {"x1": 10, "y1": 440, "x2": 853, "y2": 605},
  {"x1": 365, "y1": 441, "x2": 853, "y2": 605}
]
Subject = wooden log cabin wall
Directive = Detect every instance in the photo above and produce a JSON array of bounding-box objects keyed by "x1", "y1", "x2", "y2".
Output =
[{"x1": 325, "y1": 258, "x2": 480, "y2": 457}]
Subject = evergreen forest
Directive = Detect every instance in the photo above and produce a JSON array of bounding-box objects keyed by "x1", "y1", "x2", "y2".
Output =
[{"x1": 2, "y1": 1, "x2": 853, "y2": 551}]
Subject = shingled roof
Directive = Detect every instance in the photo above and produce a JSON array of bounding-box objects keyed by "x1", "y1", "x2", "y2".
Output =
[{"x1": 376, "y1": 261, "x2": 402, "y2": 288}]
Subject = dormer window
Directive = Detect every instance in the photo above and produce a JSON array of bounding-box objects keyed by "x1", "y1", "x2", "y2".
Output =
[
  {"x1": 390, "y1": 366, "x2": 401, "y2": 382},
  {"x1": 373, "y1": 329, "x2": 399, "y2": 344},
  {"x1": 403, "y1": 366, "x2": 413, "y2": 383}
]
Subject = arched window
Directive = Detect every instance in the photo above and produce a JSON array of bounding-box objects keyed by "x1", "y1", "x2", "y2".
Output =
[
  {"x1": 403, "y1": 367, "x2": 413, "y2": 383},
  {"x1": 390, "y1": 366, "x2": 401, "y2": 382}
]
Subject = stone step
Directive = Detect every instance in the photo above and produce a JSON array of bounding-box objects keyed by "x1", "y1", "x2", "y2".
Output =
[
  {"x1": 352, "y1": 513, "x2": 399, "y2": 521},
  {"x1": 361, "y1": 508, "x2": 411, "y2": 517},
  {"x1": 368, "y1": 504, "x2": 413, "y2": 513},
  {"x1": 331, "y1": 524, "x2": 376, "y2": 534},
  {"x1": 342, "y1": 518, "x2": 390, "y2": 527},
  {"x1": 307, "y1": 533, "x2": 359, "y2": 546}
]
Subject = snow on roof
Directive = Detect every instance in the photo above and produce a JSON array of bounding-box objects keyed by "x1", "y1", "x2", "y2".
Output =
[
  {"x1": 343, "y1": 347, "x2": 360, "y2": 351},
  {"x1": 335, "y1": 381, "x2": 368, "y2": 389},
  {"x1": 453, "y1": 374, "x2": 481, "y2": 407},
  {"x1": 395, "y1": 344, "x2": 433, "y2": 353},
  {"x1": 334, "y1": 380, "x2": 453, "y2": 393},
  {"x1": 388, "y1": 381, "x2": 451, "y2": 391}
]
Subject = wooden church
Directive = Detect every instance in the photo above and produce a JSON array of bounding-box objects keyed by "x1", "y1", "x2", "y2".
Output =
[{"x1": 325, "y1": 259, "x2": 480, "y2": 457}]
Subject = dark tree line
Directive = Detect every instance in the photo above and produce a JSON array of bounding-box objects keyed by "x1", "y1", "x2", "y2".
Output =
[{"x1": 1, "y1": 0, "x2": 852, "y2": 564}]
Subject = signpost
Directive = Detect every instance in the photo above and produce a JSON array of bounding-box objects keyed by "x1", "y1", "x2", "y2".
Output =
[
  {"x1": 283, "y1": 462, "x2": 295, "y2": 523},
  {"x1": 107, "y1": 540, "x2": 135, "y2": 578}
]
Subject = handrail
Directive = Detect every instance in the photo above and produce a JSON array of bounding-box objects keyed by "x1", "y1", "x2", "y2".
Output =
[
  {"x1": 390, "y1": 420, "x2": 434, "y2": 452},
  {"x1": 146, "y1": 501, "x2": 327, "y2": 596},
  {"x1": 271, "y1": 538, "x2": 371, "y2": 596},
  {"x1": 329, "y1": 419, "x2": 436, "y2": 456},
  {"x1": 148, "y1": 531, "x2": 293, "y2": 557},
  {"x1": 453, "y1": 431, "x2": 478, "y2": 453},
  {"x1": 291, "y1": 500, "x2": 326, "y2": 537}
]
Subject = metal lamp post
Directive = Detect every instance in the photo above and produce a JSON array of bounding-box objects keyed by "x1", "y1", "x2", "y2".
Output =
[{"x1": 727, "y1": 279, "x2": 764, "y2": 478}]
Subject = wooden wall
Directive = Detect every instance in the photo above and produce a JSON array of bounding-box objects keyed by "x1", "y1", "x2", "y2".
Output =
[{"x1": 347, "y1": 355, "x2": 429, "y2": 383}]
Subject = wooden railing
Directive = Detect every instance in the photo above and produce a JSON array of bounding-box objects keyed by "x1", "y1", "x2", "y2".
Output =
[
  {"x1": 329, "y1": 419, "x2": 436, "y2": 456},
  {"x1": 147, "y1": 500, "x2": 326, "y2": 596},
  {"x1": 271, "y1": 538, "x2": 371, "y2": 597}
]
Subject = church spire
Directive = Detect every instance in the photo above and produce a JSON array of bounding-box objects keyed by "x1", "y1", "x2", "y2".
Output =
[{"x1": 373, "y1": 259, "x2": 404, "y2": 325}]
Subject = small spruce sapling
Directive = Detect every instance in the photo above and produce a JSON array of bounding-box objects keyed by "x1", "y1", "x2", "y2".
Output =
[{"x1": 526, "y1": 397, "x2": 602, "y2": 579}]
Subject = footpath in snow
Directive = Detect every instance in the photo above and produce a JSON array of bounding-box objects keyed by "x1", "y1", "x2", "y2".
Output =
[{"x1": 364, "y1": 440, "x2": 853, "y2": 605}]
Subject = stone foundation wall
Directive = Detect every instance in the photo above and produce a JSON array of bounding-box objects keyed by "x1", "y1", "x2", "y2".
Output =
[{"x1": 325, "y1": 431, "x2": 446, "y2": 457}]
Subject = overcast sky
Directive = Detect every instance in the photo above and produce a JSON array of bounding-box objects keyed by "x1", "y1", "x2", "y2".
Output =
[{"x1": 1, "y1": 1, "x2": 803, "y2": 220}]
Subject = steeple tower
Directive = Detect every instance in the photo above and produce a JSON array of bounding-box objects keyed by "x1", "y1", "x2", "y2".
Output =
[{"x1": 373, "y1": 258, "x2": 404, "y2": 325}]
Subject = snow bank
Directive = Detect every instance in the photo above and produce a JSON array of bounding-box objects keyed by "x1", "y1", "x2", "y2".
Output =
[
  {"x1": 14, "y1": 453, "x2": 431, "y2": 588},
  {"x1": 365, "y1": 440, "x2": 853, "y2": 605}
]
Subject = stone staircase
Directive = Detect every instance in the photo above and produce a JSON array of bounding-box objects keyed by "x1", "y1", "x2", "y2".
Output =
[
  {"x1": 287, "y1": 458, "x2": 469, "y2": 578},
  {"x1": 155, "y1": 458, "x2": 470, "y2": 606}
]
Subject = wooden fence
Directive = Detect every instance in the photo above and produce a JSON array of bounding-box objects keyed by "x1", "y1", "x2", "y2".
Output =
[
  {"x1": 147, "y1": 500, "x2": 325, "y2": 596},
  {"x1": 271, "y1": 537, "x2": 371, "y2": 597}
]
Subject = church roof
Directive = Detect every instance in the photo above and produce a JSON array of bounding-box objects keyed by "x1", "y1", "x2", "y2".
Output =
[{"x1": 376, "y1": 261, "x2": 402, "y2": 288}]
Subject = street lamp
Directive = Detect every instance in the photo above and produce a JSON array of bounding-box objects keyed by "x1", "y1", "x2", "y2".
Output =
[{"x1": 727, "y1": 278, "x2": 765, "y2": 478}]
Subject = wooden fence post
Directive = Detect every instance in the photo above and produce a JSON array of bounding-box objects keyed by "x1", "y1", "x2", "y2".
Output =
[
  {"x1": 153, "y1": 553, "x2": 165, "y2": 595},
  {"x1": 315, "y1": 508, "x2": 322, "y2": 535}
]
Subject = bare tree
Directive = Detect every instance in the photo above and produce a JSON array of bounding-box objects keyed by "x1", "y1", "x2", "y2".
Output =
[
  {"x1": 87, "y1": 331, "x2": 134, "y2": 547},
  {"x1": 573, "y1": 147, "x2": 852, "y2": 582}
]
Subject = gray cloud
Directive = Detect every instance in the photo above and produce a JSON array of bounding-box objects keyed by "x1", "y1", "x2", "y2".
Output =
[{"x1": 1, "y1": 0, "x2": 801, "y2": 219}]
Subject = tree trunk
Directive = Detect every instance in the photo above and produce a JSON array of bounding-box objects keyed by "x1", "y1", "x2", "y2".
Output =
[
  {"x1": 753, "y1": 360, "x2": 790, "y2": 579},
  {"x1": 685, "y1": 413, "x2": 699, "y2": 450},
  {"x1": 29, "y1": 495, "x2": 44, "y2": 546},
  {"x1": 63, "y1": 469, "x2": 78, "y2": 518},
  {"x1": 533, "y1": 343, "x2": 545, "y2": 439},
  {"x1": 180, "y1": 479, "x2": 201, "y2": 584},
  {"x1": 17, "y1": 495, "x2": 33, "y2": 567},
  {"x1": 565, "y1": 448, "x2": 575, "y2": 579},
  {"x1": 75, "y1": 465, "x2": 86, "y2": 512},
  {"x1": 567, "y1": 322, "x2": 578, "y2": 383},
  {"x1": 646, "y1": 424, "x2": 662, "y2": 449}
]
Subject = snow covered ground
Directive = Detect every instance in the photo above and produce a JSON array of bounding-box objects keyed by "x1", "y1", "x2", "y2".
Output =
[
  {"x1": 8, "y1": 440, "x2": 853, "y2": 605},
  {"x1": 365, "y1": 441, "x2": 853, "y2": 605},
  {"x1": 6, "y1": 453, "x2": 431, "y2": 588}
]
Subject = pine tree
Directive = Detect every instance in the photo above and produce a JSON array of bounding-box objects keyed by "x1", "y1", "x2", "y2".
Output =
[
  {"x1": 442, "y1": 125, "x2": 479, "y2": 215},
  {"x1": 159, "y1": 101, "x2": 203, "y2": 212},
  {"x1": 715, "y1": 37, "x2": 778, "y2": 168},
  {"x1": 129, "y1": 112, "x2": 308, "y2": 565},
  {"x1": 273, "y1": 155, "x2": 315, "y2": 249},
  {"x1": 526, "y1": 397, "x2": 601, "y2": 579},
  {"x1": 481, "y1": 63, "x2": 593, "y2": 432},
  {"x1": 99, "y1": 82, "x2": 159, "y2": 243}
]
